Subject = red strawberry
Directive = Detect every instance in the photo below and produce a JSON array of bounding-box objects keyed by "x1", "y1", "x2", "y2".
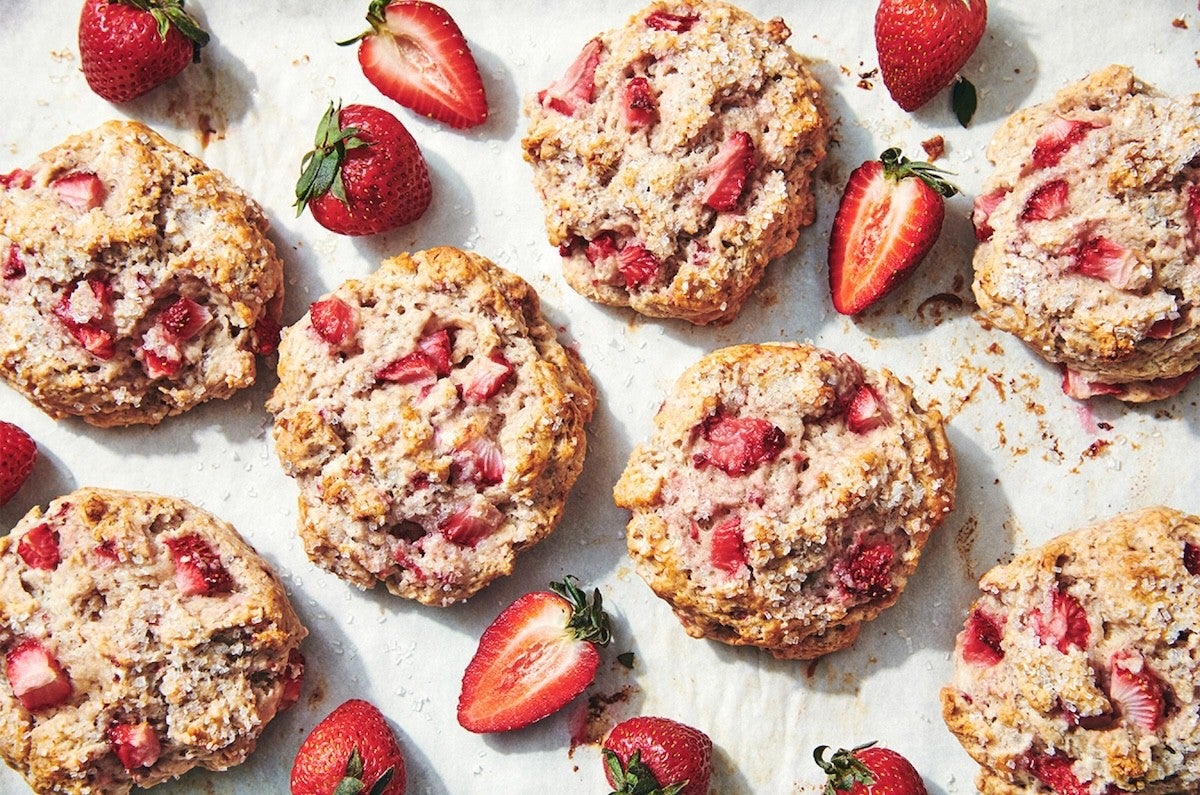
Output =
[
  {"x1": 603, "y1": 716, "x2": 713, "y2": 795},
  {"x1": 537, "y1": 38, "x2": 603, "y2": 117},
  {"x1": 1147, "y1": 317, "x2": 1175, "y2": 340},
  {"x1": 692, "y1": 413, "x2": 785, "y2": 476},
  {"x1": 617, "y1": 244, "x2": 660, "y2": 289},
  {"x1": 451, "y1": 438, "x2": 504, "y2": 486},
  {"x1": 157, "y1": 296, "x2": 210, "y2": 339},
  {"x1": 252, "y1": 314, "x2": 282, "y2": 355},
  {"x1": 108, "y1": 721, "x2": 162, "y2": 770},
  {"x1": 0, "y1": 169, "x2": 34, "y2": 190},
  {"x1": 701, "y1": 131, "x2": 755, "y2": 212},
  {"x1": 586, "y1": 233, "x2": 619, "y2": 265},
  {"x1": 1073, "y1": 236, "x2": 1137, "y2": 289},
  {"x1": 846, "y1": 386, "x2": 889, "y2": 433},
  {"x1": 2, "y1": 244, "x2": 24, "y2": 279},
  {"x1": 5, "y1": 638, "x2": 73, "y2": 711},
  {"x1": 644, "y1": 11, "x2": 699, "y2": 32},
  {"x1": 295, "y1": 102, "x2": 432, "y2": 236},
  {"x1": 0, "y1": 421, "x2": 37, "y2": 506},
  {"x1": 971, "y1": 187, "x2": 1009, "y2": 241},
  {"x1": 280, "y1": 649, "x2": 306, "y2": 711},
  {"x1": 309, "y1": 296, "x2": 360, "y2": 349},
  {"x1": 164, "y1": 533, "x2": 233, "y2": 596},
  {"x1": 457, "y1": 576, "x2": 612, "y2": 733},
  {"x1": 1185, "y1": 542, "x2": 1200, "y2": 576},
  {"x1": 462, "y1": 352, "x2": 513, "y2": 404},
  {"x1": 835, "y1": 542, "x2": 895, "y2": 599},
  {"x1": 344, "y1": 1, "x2": 488, "y2": 129},
  {"x1": 1030, "y1": 589, "x2": 1089, "y2": 654},
  {"x1": 17, "y1": 524, "x2": 60, "y2": 571},
  {"x1": 828, "y1": 149, "x2": 958, "y2": 315},
  {"x1": 960, "y1": 607, "x2": 1005, "y2": 666},
  {"x1": 1109, "y1": 651, "x2": 1166, "y2": 731},
  {"x1": 417, "y1": 329, "x2": 453, "y2": 376},
  {"x1": 290, "y1": 698, "x2": 406, "y2": 795},
  {"x1": 1031, "y1": 118, "x2": 1101, "y2": 171},
  {"x1": 53, "y1": 278, "x2": 116, "y2": 359},
  {"x1": 52, "y1": 172, "x2": 106, "y2": 211},
  {"x1": 1060, "y1": 367, "x2": 1124, "y2": 400},
  {"x1": 622, "y1": 77, "x2": 658, "y2": 131},
  {"x1": 1024, "y1": 752, "x2": 1091, "y2": 795},
  {"x1": 815, "y1": 742, "x2": 928, "y2": 795},
  {"x1": 78, "y1": 0, "x2": 209, "y2": 103},
  {"x1": 377, "y1": 351, "x2": 439, "y2": 386},
  {"x1": 709, "y1": 516, "x2": 746, "y2": 576},
  {"x1": 1021, "y1": 179, "x2": 1070, "y2": 222},
  {"x1": 438, "y1": 500, "x2": 503, "y2": 547},
  {"x1": 874, "y1": 0, "x2": 986, "y2": 111}
]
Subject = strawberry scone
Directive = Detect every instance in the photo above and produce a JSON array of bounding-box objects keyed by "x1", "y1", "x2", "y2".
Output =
[
  {"x1": 267, "y1": 247, "x2": 595, "y2": 606},
  {"x1": 972, "y1": 65, "x2": 1200, "y2": 402},
  {"x1": 0, "y1": 488, "x2": 307, "y2": 795},
  {"x1": 941, "y1": 506, "x2": 1200, "y2": 795},
  {"x1": 522, "y1": 0, "x2": 828, "y2": 325},
  {"x1": 613, "y1": 343, "x2": 955, "y2": 659},
  {"x1": 0, "y1": 120, "x2": 284, "y2": 426}
]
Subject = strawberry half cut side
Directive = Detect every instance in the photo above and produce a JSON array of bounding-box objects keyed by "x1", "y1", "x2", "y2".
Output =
[{"x1": 345, "y1": 0, "x2": 488, "y2": 129}]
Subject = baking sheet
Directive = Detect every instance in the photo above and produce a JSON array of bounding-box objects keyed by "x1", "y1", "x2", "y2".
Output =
[{"x1": 2, "y1": 1, "x2": 1199, "y2": 792}]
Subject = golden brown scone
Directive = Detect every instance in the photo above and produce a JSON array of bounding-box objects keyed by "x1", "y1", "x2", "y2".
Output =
[
  {"x1": 267, "y1": 247, "x2": 595, "y2": 606},
  {"x1": 614, "y1": 343, "x2": 955, "y2": 659},
  {"x1": 942, "y1": 506, "x2": 1200, "y2": 794}
]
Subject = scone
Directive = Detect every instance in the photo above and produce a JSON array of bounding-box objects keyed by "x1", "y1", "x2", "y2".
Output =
[
  {"x1": 0, "y1": 120, "x2": 284, "y2": 426},
  {"x1": 267, "y1": 247, "x2": 595, "y2": 606},
  {"x1": 971, "y1": 65, "x2": 1200, "y2": 402},
  {"x1": 522, "y1": 0, "x2": 828, "y2": 325},
  {"x1": 0, "y1": 488, "x2": 307, "y2": 795},
  {"x1": 613, "y1": 343, "x2": 955, "y2": 659},
  {"x1": 941, "y1": 506, "x2": 1200, "y2": 795}
]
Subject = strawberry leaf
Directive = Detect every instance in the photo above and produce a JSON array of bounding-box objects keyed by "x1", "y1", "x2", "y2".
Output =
[
  {"x1": 549, "y1": 575, "x2": 613, "y2": 647},
  {"x1": 952, "y1": 76, "x2": 978, "y2": 128},
  {"x1": 122, "y1": 0, "x2": 210, "y2": 57},
  {"x1": 814, "y1": 743, "x2": 877, "y2": 795},
  {"x1": 294, "y1": 103, "x2": 370, "y2": 215},
  {"x1": 605, "y1": 749, "x2": 686, "y2": 795}
]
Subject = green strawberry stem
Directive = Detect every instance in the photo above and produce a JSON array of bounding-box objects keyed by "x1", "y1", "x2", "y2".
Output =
[
  {"x1": 549, "y1": 575, "x2": 612, "y2": 647},
  {"x1": 879, "y1": 148, "x2": 959, "y2": 198},
  {"x1": 119, "y1": 0, "x2": 210, "y2": 59},
  {"x1": 604, "y1": 749, "x2": 686, "y2": 795},
  {"x1": 294, "y1": 102, "x2": 369, "y2": 216},
  {"x1": 814, "y1": 742, "x2": 877, "y2": 795}
]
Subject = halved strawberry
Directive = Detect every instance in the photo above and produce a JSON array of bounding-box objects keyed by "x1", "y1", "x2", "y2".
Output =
[
  {"x1": 17, "y1": 524, "x2": 60, "y2": 571},
  {"x1": 701, "y1": 131, "x2": 755, "y2": 212},
  {"x1": 310, "y1": 296, "x2": 359, "y2": 349},
  {"x1": 1030, "y1": 589, "x2": 1089, "y2": 654},
  {"x1": 457, "y1": 576, "x2": 612, "y2": 733},
  {"x1": 346, "y1": 1, "x2": 488, "y2": 129},
  {"x1": 280, "y1": 648, "x2": 306, "y2": 711},
  {"x1": 439, "y1": 500, "x2": 503, "y2": 547},
  {"x1": 1021, "y1": 179, "x2": 1070, "y2": 222},
  {"x1": 1073, "y1": 236, "x2": 1138, "y2": 289},
  {"x1": 164, "y1": 533, "x2": 234, "y2": 596},
  {"x1": 1109, "y1": 651, "x2": 1166, "y2": 731},
  {"x1": 462, "y1": 353, "x2": 513, "y2": 404},
  {"x1": 644, "y1": 10, "x2": 698, "y2": 32},
  {"x1": 972, "y1": 187, "x2": 1009, "y2": 242},
  {"x1": 692, "y1": 413, "x2": 785, "y2": 476},
  {"x1": 1025, "y1": 752, "x2": 1090, "y2": 795},
  {"x1": 1031, "y1": 118, "x2": 1101, "y2": 170},
  {"x1": 621, "y1": 77, "x2": 658, "y2": 131},
  {"x1": 451, "y1": 438, "x2": 504, "y2": 486},
  {"x1": 537, "y1": 38, "x2": 603, "y2": 117},
  {"x1": 108, "y1": 721, "x2": 162, "y2": 770},
  {"x1": 51, "y1": 171, "x2": 105, "y2": 211},
  {"x1": 828, "y1": 149, "x2": 957, "y2": 315},
  {"x1": 960, "y1": 608, "x2": 1005, "y2": 666},
  {"x1": 709, "y1": 516, "x2": 745, "y2": 576},
  {"x1": 834, "y1": 542, "x2": 895, "y2": 599},
  {"x1": 1060, "y1": 367, "x2": 1124, "y2": 400},
  {"x1": 2, "y1": 244, "x2": 24, "y2": 279},
  {"x1": 5, "y1": 638, "x2": 72, "y2": 711},
  {"x1": 846, "y1": 385, "x2": 889, "y2": 433},
  {"x1": 616, "y1": 244, "x2": 660, "y2": 289}
]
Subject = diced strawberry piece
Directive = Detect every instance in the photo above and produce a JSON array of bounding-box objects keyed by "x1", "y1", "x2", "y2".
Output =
[
  {"x1": 17, "y1": 524, "x2": 60, "y2": 571},
  {"x1": 279, "y1": 649, "x2": 305, "y2": 711},
  {"x1": 1073, "y1": 236, "x2": 1138, "y2": 289},
  {"x1": 961, "y1": 608, "x2": 1005, "y2": 666},
  {"x1": 558, "y1": 235, "x2": 584, "y2": 257},
  {"x1": 1109, "y1": 651, "x2": 1166, "y2": 731},
  {"x1": 972, "y1": 187, "x2": 1009, "y2": 242},
  {"x1": 692, "y1": 413, "x2": 785, "y2": 476},
  {"x1": 141, "y1": 348, "x2": 182, "y2": 379},
  {"x1": 701, "y1": 131, "x2": 755, "y2": 212},
  {"x1": 835, "y1": 542, "x2": 895, "y2": 599},
  {"x1": 157, "y1": 297, "x2": 211, "y2": 340},
  {"x1": 440, "y1": 501, "x2": 503, "y2": 547},
  {"x1": 463, "y1": 353, "x2": 514, "y2": 404},
  {"x1": 1021, "y1": 179, "x2": 1070, "y2": 222},
  {"x1": 1025, "y1": 752, "x2": 1091, "y2": 795},
  {"x1": 1061, "y1": 367, "x2": 1124, "y2": 400},
  {"x1": 1030, "y1": 589, "x2": 1089, "y2": 654},
  {"x1": 585, "y1": 232, "x2": 619, "y2": 264},
  {"x1": 418, "y1": 329, "x2": 453, "y2": 376},
  {"x1": 164, "y1": 533, "x2": 234, "y2": 596},
  {"x1": 53, "y1": 278, "x2": 115, "y2": 359},
  {"x1": 76, "y1": 325, "x2": 117, "y2": 359},
  {"x1": 616, "y1": 244, "x2": 660, "y2": 289},
  {"x1": 107, "y1": 721, "x2": 161, "y2": 770},
  {"x1": 51, "y1": 171, "x2": 106, "y2": 211},
  {"x1": 252, "y1": 315, "x2": 282, "y2": 355},
  {"x1": 1188, "y1": 185, "x2": 1200, "y2": 242},
  {"x1": 1032, "y1": 117, "x2": 1100, "y2": 170},
  {"x1": 93, "y1": 539, "x2": 120, "y2": 564},
  {"x1": 846, "y1": 385, "x2": 889, "y2": 433},
  {"x1": 377, "y1": 351, "x2": 438, "y2": 386},
  {"x1": 710, "y1": 516, "x2": 745, "y2": 576},
  {"x1": 1148, "y1": 318, "x2": 1175, "y2": 339},
  {"x1": 0, "y1": 169, "x2": 33, "y2": 190},
  {"x1": 1136, "y1": 371, "x2": 1198, "y2": 401},
  {"x1": 621, "y1": 77, "x2": 658, "y2": 131},
  {"x1": 5, "y1": 638, "x2": 72, "y2": 711},
  {"x1": 644, "y1": 10, "x2": 699, "y2": 31},
  {"x1": 538, "y1": 38, "x2": 603, "y2": 117},
  {"x1": 2, "y1": 244, "x2": 24, "y2": 279},
  {"x1": 309, "y1": 296, "x2": 358, "y2": 348},
  {"x1": 451, "y1": 437, "x2": 504, "y2": 487},
  {"x1": 1185, "y1": 542, "x2": 1200, "y2": 575}
]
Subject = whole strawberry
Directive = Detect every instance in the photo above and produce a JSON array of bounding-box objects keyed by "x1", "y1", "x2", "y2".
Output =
[
  {"x1": 294, "y1": 102, "x2": 432, "y2": 236},
  {"x1": 874, "y1": 0, "x2": 987, "y2": 111},
  {"x1": 290, "y1": 699, "x2": 405, "y2": 795},
  {"x1": 78, "y1": 0, "x2": 210, "y2": 103},
  {"x1": 0, "y1": 421, "x2": 36, "y2": 506},
  {"x1": 815, "y1": 742, "x2": 927, "y2": 795},
  {"x1": 603, "y1": 716, "x2": 712, "y2": 795}
]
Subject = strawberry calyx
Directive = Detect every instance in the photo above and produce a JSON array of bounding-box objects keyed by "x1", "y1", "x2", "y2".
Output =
[
  {"x1": 117, "y1": 0, "x2": 210, "y2": 59},
  {"x1": 338, "y1": 747, "x2": 395, "y2": 795},
  {"x1": 814, "y1": 742, "x2": 877, "y2": 795},
  {"x1": 603, "y1": 748, "x2": 686, "y2": 795},
  {"x1": 294, "y1": 102, "x2": 369, "y2": 216},
  {"x1": 549, "y1": 575, "x2": 613, "y2": 648},
  {"x1": 879, "y1": 147, "x2": 958, "y2": 198}
]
